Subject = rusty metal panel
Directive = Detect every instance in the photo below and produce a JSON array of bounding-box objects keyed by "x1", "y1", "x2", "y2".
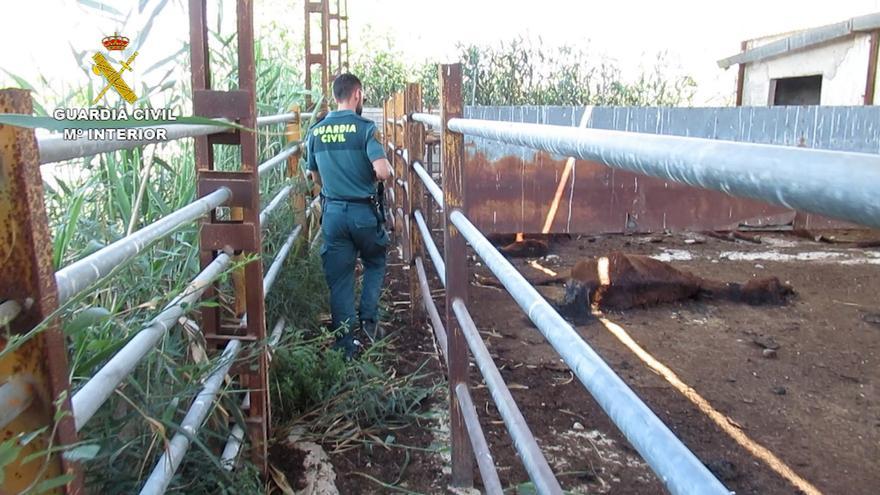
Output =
[
  {"x1": 192, "y1": 90, "x2": 250, "y2": 119},
  {"x1": 0, "y1": 89, "x2": 82, "y2": 493},
  {"x1": 464, "y1": 105, "x2": 880, "y2": 234},
  {"x1": 200, "y1": 223, "x2": 258, "y2": 251}
]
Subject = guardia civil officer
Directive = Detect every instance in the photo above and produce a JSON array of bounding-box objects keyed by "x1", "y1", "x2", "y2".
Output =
[{"x1": 306, "y1": 73, "x2": 392, "y2": 359}]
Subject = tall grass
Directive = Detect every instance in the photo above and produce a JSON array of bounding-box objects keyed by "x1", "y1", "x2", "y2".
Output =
[
  {"x1": 0, "y1": 1, "x2": 322, "y2": 492},
  {"x1": 352, "y1": 35, "x2": 697, "y2": 108}
]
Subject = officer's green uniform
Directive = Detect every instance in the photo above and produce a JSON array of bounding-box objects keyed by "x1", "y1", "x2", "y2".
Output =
[{"x1": 307, "y1": 109, "x2": 388, "y2": 338}]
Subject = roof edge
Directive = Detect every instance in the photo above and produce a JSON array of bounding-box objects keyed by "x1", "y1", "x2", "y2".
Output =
[{"x1": 717, "y1": 12, "x2": 880, "y2": 69}]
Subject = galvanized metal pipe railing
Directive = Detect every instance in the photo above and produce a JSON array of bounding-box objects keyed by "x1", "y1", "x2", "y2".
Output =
[
  {"x1": 414, "y1": 257, "x2": 448, "y2": 362},
  {"x1": 448, "y1": 209, "x2": 728, "y2": 494},
  {"x1": 412, "y1": 113, "x2": 441, "y2": 129},
  {"x1": 55, "y1": 188, "x2": 231, "y2": 305},
  {"x1": 451, "y1": 298, "x2": 563, "y2": 495},
  {"x1": 454, "y1": 383, "x2": 504, "y2": 495},
  {"x1": 221, "y1": 316, "x2": 286, "y2": 470},
  {"x1": 54, "y1": 143, "x2": 301, "y2": 308},
  {"x1": 220, "y1": 424, "x2": 246, "y2": 471},
  {"x1": 266, "y1": 317, "x2": 288, "y2": 357},
  {"x1": 262, "y1": 225, "x2": 303, "y2": 293},
  {"x1": 38, "y1": 113, "x2": 305, "y2": 165},
  {"x1": 257, "y1": 144, "x2": 301, "y2": 177},
  {"x1": 139, "y1": 339, "x2": 241, "y2": 495},
  {"x1": 259, "y1": 184, "x2": 293, "y2": 226},
  {"x1": 413, "y1": 210, "x2": 446, "y2": 287},
  {"x1": 0, "y1": 299, "x2": 23, "y2": 327},
  {"x1": 447, "y1": 118, "x2": 880, "y2": 230},
  {"x1": 412, "y1": 160, "x2": 443, "y2": 209},
  {"x1": 71, "y1": 252, "x2": 233, "y2": 431},
  {"x1": 256, "y1": 112, "x2": 314, "y2": 126},
  {"x1": 0, "y1": 376, "x2": 33, "y2": 430}
]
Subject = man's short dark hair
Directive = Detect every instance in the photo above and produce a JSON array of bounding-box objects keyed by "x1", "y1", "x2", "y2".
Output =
[{"x1": 333, "y1": 73, "x2": 362, "y2": 101}]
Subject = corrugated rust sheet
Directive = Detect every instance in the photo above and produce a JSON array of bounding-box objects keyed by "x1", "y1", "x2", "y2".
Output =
[{"x1": 464, "y1": 106, "x2": 880, "y2": 234}]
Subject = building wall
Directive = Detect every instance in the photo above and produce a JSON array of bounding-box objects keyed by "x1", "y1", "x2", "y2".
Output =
[
  {"x1": 461, "y1": 106, "x2": 880, "y2": 234},
  {"x1": 742, "y1": 33, "x2": 874, "y2": 106}
]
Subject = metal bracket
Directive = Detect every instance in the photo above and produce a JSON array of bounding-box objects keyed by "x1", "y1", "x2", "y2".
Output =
[{"x1": 197, "y1": 170, "x2": 256, "y2": 208}]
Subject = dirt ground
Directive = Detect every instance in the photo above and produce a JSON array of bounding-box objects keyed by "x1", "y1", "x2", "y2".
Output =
[
  {"x1": 270, "y1": 259, "x2": 452, "y2": 495},
  {"x1": 274, "y1": 231, "x2": 880, "y2": 494},
  {"x1": 462, "y1": 231, "x2": 880, "y2": 494}
]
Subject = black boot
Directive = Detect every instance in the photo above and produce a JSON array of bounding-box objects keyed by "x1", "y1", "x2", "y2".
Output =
[{"x1": 332, "y1": 332, "x2": 362, "y2": 361}]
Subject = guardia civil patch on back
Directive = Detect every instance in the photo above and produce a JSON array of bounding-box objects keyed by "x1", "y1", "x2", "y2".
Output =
[{"x1": 312, "y1": 123, "x2": 358, "y2": 143}]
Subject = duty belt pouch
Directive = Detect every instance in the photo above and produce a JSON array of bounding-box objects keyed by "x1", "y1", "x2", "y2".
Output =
[{"x1": 374, "y1": 182, "x2": 387, "y2": 231}]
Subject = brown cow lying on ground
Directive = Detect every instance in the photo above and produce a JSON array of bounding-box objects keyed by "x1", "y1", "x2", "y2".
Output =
[{"x1": 542, "y1": 252, "x2": 794, "y2": 323}]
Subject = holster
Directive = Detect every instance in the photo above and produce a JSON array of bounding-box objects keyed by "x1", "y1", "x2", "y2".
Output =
[{"x1": 375, "y1": 182, "x2": 387, "y2": 230}]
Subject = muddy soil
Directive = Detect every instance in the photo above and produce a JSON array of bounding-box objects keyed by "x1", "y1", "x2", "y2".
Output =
[
  {"x1": 465, "y1": 232, "x2": 879, "y2": 494},
  {"x1": 270, "y1": 231, "x2": 880, "y2": 494}
]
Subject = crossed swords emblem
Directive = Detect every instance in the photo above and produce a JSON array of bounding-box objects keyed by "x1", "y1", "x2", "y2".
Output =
[{"x1": 91, "y1": 51, "x2": 139, "y2": 104}]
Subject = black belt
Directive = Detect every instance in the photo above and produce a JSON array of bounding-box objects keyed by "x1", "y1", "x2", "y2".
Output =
[
  {"x1": 321, "y1": 195, "x2": 375, "y2": 204},
  {"x1": 320, "y1": 190, "x2": 386, "y2": 229}
]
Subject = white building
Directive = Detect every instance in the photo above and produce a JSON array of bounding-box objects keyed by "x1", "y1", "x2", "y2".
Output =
[{"x1": 718, "y1": 13, "x2": 880, "y2": 106}]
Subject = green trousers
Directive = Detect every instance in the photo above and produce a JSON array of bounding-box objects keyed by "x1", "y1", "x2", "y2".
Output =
[{"x1": 320, "y1": 200, "x2": 388, "y2": 332}]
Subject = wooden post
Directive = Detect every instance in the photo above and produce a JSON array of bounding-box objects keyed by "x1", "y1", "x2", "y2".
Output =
[
  {"x1": 382, "y1": 98, "x2": 392, "y2": 233},
  {"x1": 0, "y1": 89, "x2": 82, "y2": 493},
  {"x1": 440, "y1": 63, "x2": 474, "y2": 487},
  {"x1": 425, "y1": 142, "x2": 435, "y2": 233},
  {"x1": 865, "y1": 30, "x2": 879, "y2": 105},
  {"x1": 286, "y1": 105, "x2": 309, "y2": 252},
  {"x1": 735, "y1": 41, "x2": 747, "y2": 107},
  {"x1": 395, "y1": 91, "x2": 411, "y2": 262},
  {"x1": 405, "y1": 83, "x2": 424, "y2": 325},
  {"x1": 231, "y1": 207, "x2": 246, "y2": 317}
]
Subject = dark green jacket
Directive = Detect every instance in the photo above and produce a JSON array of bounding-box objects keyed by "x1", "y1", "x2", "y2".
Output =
[{"x1": 306, "y1": 109, "x2": 386, "y2": 199}]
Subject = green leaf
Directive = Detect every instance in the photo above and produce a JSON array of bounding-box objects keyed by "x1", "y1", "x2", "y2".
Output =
[
  {"x1": 132, "y1": 0, "x2": 171, "y2": 53},
  {"x1": 52, "y1": 188, "x2": 85, "y2": 268},
  {"x1": 161, "y1": 397, "x2": 180, "y2": 424},
  {"x1": 18, "y1": 427, "x2": 49, "y2": 447},
  {"x1": 63, "y1": 444, "x2": 101, "y2": 462},
  {"x1": 1, "y1": 69, "x2": 35, "y2": 91},
  {"x1": 64, "y1": 307, "x2": 113, "y2": 336},
  {"x1": 32, "y1": 473, "x2": 76, "y2": 494},
  {"x1": 144, "y1": 45, "x2": 187, "y2": 75},
  {"x1": 0, "y1": 438, "x2": 23, "y2": 484}
]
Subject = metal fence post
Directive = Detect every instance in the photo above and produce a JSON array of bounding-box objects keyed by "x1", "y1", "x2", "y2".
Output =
[
  {"x1": 440, "y1": 63, "x2": 474, "y2": 487},
  {"x1": 405, "y1": 83, "x2": 425, "y2": 325},
  {"x1": 0, "y1": 89, "x2": 82, "y2": 493},
  {"x1": 305, "y1": 0, "x2": 331, "y2": 110},
  {"x1": 188, "y1": 0, "x2": 268, "y2": 473}
]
